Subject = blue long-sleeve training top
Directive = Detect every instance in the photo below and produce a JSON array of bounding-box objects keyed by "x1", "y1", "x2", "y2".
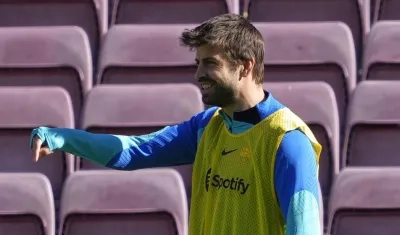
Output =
[{"x1": 31, "y1": 91, "x2": 321, "y2": 235}]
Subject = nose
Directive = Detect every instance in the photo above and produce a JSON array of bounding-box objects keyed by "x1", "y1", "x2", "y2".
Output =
[{"x1": 195, "y1": 64, "x2": 205, "y2": 81}]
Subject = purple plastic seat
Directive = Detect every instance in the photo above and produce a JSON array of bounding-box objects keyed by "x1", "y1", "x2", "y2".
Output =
[
  {"x1": 255, "y1": 22, "x2": 357, "y2": 132},
  {"x1": 97, "y1": 24, "x2": 198, "y2": 85},
  {"x1": 59, "y1": 169, "x2": 188, "y2": 235},
  {"x1": 328, "y1": 167, "x2": 400, "y2": 235},
  {"x1": 0, "y1": 172, "x2": 55, "y2": 235},
  {"x1": 342, "y1": 81, "x2": 400, "y2": 167},
  {"x1": 111, "y1": 0, "x2": 239, "y2": 24},
  {"x1": 0, "y1": 26, "x2": 92, "y2": 124},
  {"x1": 362, "y1": 21, "x2": 400, "y2": 81},
  {"x1": 0, "y1": 0, "x2": 107, "y2": 60},
  {"x1": 371, "y1": 0, "x2": 400, "y2": 24},
  {"x1": 242, "y1": 0, "x2": 369, "y2": 61},
  {"x1": 264, "y1": 81, "x2": 339, "y2": 230},
  {"x1": 80, "y1": 84, "x2": 204, "y2": 204},
  {"x1": 0, "y1": 86, "x2": 74, "y2": 211}
]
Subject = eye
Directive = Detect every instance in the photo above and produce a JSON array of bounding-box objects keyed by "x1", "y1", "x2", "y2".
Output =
[{"x1": 205, "y1": 61, "x2": 217, "y2": 67}]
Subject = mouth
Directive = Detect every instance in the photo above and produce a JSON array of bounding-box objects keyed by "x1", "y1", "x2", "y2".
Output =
[{"x1": 199, "y1": 81, "x2": 215, "y2": 91}]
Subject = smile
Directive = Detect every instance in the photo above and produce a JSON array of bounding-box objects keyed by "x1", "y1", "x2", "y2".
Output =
[{"x1": 200, "y1": 82, "x2": 215, "y2": 90}]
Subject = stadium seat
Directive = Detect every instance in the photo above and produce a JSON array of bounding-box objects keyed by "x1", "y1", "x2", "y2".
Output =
[
  {"x1": 342, "y1": 81, "x2": 400, "y2": 167},
  {"x1": 80, "y1": 83, "x2": 204, "y2": 203},
  {"x1": 0, "y1": 26, "x2": 92, "y2": 124},
  {"x1": 264, "y1": 82, "x2": 339, "y2": 229},
  {"x1": 59, "y1": 169, "x2": 188, "y2": 235},
  {"x1": 108, "y1": 0, "x2": 116, "y2": 25},
  {"x1": 111, "y1": 0, "x2": 239, "y2": 24},
  {"x1": 0, "y1": 0, "x2": 107, "y2": 61},
  {"x1": 328, "y1": 167, "x2": 400, "y2": 235},
  {"x1": 0, "y1": 173, "x2": 55, "y2": 235},
  {"x1": 97, "y1": 24, "x2": 197, "y2": 85},
  {"x1": 362, "y1": 21, "x2": 400, "y2": 81},
  {"x1": 255, "y1": 22, "x2": 357, "y2": 133},
  {"x1": 0, "y1": 86, "x2": 74, "y2": 212},
  {"x1": 371, "y1": 0, "x2": 400, "y2": 24},
  {"x1": 242, "y1": 0, "x2": 369, "y2": 62}
]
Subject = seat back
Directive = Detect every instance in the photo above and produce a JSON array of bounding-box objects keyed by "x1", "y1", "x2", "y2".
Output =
[
  {"x1": 362, "y1": 21, "x2": 400, "y2": 81},
  {"x1": 256, "y1": 22, "x2": 356, "y2": 132},
  {"x1": 0, "y1": 172, "x2": 54, "y2": 235},
  {"x1": 98, "y1": 24, "x2": 197, "y2": 85},
  {"x1": 372, "y1": 0, "x2": 400, "y2": 23},
  {"x1": 329, "y1": 167, "x2": 400, "y2": 235},
  {"x1": 112, "y1": 0, "x2": 239, "y2": 24},
  {"x1": 0, "y1": 87, "x2": 74, "y2": 203},
  {"x1": 264, "y1": 81, "x2": 339, "y2": 229},
  {"x1": 343, "y1": 81, "x2": 400, "y2": 167},
  {"x1": 0, "y1": 26, "x2": 92, "y2": 124},
  {"x1": 243, "y1": 0, "x2": 369, "y2": 61},
  {"x1": 80, "y1": 84, "x2": 204, "y2": 203},
  {"x1": 60, "y1": 169, "x2": 188, "y2": 235},
  {"x1": 0, "y1": 0, "x2": 107, "y2": 61}
]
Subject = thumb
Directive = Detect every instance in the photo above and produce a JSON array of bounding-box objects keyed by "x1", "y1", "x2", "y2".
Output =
[{"x1": 39, "y1": 147, "x2": 52, "y2": 158}]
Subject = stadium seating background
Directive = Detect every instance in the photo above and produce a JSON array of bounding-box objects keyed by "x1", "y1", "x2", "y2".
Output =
[{"x1": 0, "y1": 0, "x2": 399, "y2": 234}]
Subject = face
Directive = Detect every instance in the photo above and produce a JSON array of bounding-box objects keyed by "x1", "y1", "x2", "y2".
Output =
[{"x1": 195, "y1": 45, "x2": 241, "y2": 107}]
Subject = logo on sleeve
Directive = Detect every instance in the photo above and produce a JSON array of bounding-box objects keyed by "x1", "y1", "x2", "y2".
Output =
[{"x1": 205, "y1": 168, "x2": 250, "y2": 195}]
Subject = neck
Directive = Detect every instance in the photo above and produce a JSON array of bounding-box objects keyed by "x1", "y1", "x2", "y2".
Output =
[{"x1": 222, "y1": 85, "x2": 265, "y2": 118}]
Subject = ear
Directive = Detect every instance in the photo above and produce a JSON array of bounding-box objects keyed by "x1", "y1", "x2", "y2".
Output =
[{"x1": 241, "y1": 58, "x2": 255, "y2": 78}]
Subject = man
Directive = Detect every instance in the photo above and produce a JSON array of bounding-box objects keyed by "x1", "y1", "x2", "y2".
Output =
[{"x1": 30, "y1": 14, "x2": 322, "y2": 235}]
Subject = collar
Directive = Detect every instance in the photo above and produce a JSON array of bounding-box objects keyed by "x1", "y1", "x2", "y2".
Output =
[{"x1": 219, "y1": 91, "x2": 281, "y2": 125}]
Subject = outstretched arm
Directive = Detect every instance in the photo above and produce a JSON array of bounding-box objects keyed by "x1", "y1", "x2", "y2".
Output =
[
  {"x1": 274, "y1": 130, "x2": 321, "y2": 235},
  {"x1": 30, "y1": 108, "x2": 217, "y2": 170}
]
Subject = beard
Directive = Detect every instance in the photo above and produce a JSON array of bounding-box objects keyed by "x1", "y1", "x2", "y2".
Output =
[{"x1": 199, "y1": 76, "x2": 236, "y2": 107}]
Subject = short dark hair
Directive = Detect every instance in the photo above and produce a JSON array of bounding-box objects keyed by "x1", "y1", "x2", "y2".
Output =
[{"x1": 180, "y1": 13, "x2": 264, "y2": 84}]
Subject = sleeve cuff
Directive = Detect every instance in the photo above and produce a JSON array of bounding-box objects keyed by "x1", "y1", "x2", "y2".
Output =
[{"x1": 30, "y1": 127, "x2": 56, "y2": 151}]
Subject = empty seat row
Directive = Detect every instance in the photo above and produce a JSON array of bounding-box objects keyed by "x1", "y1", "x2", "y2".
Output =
[
  {"x1": 0, "y1": 0, "x2": 398, "y2": 65},
  {"x1": 2, "y1": 167, "x2": 399, "y2": 235},
  {"x1": 1, "y1": 21, "x2": 400, "y2": 129},
  {"x1": 1, "y1": 81, "x2": 399, "y2": 229},
  {"x1": 0, "y1": 169, "x2": 188, "y2": 235},
  {"x1": 0, "y1": 0, "x2": 237, "y2": 62},
  {"x1": 0, "y1": 84, "x2": 201, "y2": 210},
  {"x1": 0, "y1": 0, "x2": 395, "y2": 64}
]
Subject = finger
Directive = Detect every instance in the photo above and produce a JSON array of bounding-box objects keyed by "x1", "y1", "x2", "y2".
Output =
[
  {"x1": 32, "y1": 137, "x2": 42, "y2": 162},
  {"x1": 39, "y1": 147, "x2": 52, "y2": 158}
]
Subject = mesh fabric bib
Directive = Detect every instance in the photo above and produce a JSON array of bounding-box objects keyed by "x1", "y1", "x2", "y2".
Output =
[{"x1": 189, "y1": 107, "x2": 322, "y2": 235}]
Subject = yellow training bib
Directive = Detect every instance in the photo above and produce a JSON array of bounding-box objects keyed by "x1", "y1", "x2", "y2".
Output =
[{"x1": 189, "y1": 107, "x2": 321, "y2": 235}]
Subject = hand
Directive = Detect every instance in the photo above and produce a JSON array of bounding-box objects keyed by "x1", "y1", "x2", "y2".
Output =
[{"x1": 31, "y1": 136, "x2": 53, "y2": 162}]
